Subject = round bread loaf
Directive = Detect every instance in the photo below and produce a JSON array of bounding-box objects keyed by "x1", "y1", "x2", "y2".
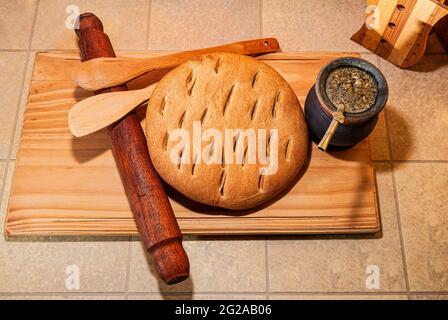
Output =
[{"x1": 146, "y1": 52, "x2": 308, "y2": 210}]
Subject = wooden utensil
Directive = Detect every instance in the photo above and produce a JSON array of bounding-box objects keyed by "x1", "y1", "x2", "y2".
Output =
[
  {"x1": 68, "y1": 86, "x2": 153, "y2": 137},
  {"x1": 73, "y1": 38, "x2": 280, "y2": 91},
  {"x1": 68, "y1": 39, "x2": 281, "y2": 137},
  {"x1": 76, "y1": 13, "x2": 189, "y2": 284}
]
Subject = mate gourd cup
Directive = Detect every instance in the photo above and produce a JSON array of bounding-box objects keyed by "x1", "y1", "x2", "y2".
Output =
[{"x1": 305, "y1": 57, "x2": 388, "y2": 150}]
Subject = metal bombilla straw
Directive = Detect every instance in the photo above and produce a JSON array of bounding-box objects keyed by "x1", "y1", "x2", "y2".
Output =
[{"x1": 317, "y1": 104, "x2": 346, "y2": 151}]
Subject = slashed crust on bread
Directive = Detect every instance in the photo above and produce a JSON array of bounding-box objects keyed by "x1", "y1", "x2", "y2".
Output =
[{"x1": 146, "y1": 53, "x2": 308, "y2": 210}]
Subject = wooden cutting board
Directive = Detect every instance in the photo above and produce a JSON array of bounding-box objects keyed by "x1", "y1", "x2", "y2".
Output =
[{"x1": 4, "y1": 51, "x2": 379, "y2": 236}]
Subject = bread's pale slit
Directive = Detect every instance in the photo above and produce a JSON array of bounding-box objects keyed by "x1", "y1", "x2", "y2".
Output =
[
  {"x1": 221, "y1": 147, "x2": 225, "y2": 168},
  {"x1": 285, "y1": 138, "x2": 291, "y2": 161},
  {"x1": 178, "y1": 146, "x2": 185, "y2": 170},
  {"x1": 250, "y1": 99, "x2": 258, "y2": 120},
  {"x1": 223, "y1": 84, "x2": 236, "y2": 116},
  {"x1": 187, "y1": 78, "x2": 196, "y2": 96},
  {"x1": 160, "y1": 97, "x2": 167, "y2": 116},
  {"x1": 258, "y1": 172, "x2": 265, "y2": 193},
  {"x1": 214, "y1": 57, "x2": 221, "y2": 74},
  {"x1": 186, "y1": 70, "x2": 193, "y2": 85},
  {"x1": 208, "y1": 140, "x2": 215, "y2": 159},
  {"x1": 251, "y1": 71, "x2": 259, "y2": 88},
  {"x1": 242, "y1": 145, "x2": 248, "y2": 166},
  {"x1": 219, "y1": 168, "x2": 227, "y2": 196},
  {"x1": 191, "y1": 153, "x2": 198, "y2": 175},
  {"x1": 266, "y1": 131, "x2": 272, "y2": 158},
  {"x1": 271, "y1": 91, "x2": 281, "y2": 118},
  {"x1": 233, "y1": 131, "x2": 241, "y2": 152},
  {"x1": 200, "y1": 107, "x2": 208, "y2": 123},
  {"x1": 178, "y1": 110, "x2": 187, "y2": 128},
  {"x1": 163, "y1": 132, "x2": 169, "y2": 150}
]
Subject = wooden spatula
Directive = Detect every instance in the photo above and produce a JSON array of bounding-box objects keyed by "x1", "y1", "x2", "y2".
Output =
[
  {"x1": 73, "y1": 38, "x2": 280, "y2": 91},
  {"x1": 68, "y1": 85, "x2": 154, "y2": 137}
]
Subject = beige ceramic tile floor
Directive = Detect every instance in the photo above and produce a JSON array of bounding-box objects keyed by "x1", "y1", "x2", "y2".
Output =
[{"x1": 0, "y1": 0, "x2": 447, "y2": 300}]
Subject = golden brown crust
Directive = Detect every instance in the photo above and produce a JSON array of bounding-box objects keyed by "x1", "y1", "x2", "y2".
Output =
[{"x1": 146, "y1": 53, "x2": 308, "y2": 210}]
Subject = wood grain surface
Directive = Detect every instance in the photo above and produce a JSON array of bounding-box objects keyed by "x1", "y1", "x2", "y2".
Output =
[{"x1": 5, "y1": 51, "x2": 380, "y2": 236}]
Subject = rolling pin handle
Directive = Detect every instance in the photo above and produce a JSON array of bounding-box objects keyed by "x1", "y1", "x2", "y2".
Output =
[
  {"x1": 151, "y1": 239, "x2": 190, "y2": 284},
  {"x1": 75, "y1": 12, "x2": 103, "y2": 37}
]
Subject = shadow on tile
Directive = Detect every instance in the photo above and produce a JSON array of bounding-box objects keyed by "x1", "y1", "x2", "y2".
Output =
[
  {"x1": 425, "y1": 33, "x2": 448, "y2": 54},
  {"x1": 187, "y1": 231, "x2": 383, "y2": 243},
  {"x1": 130, "y1": 235, "x2": 266, "y2": 294},
  {"x1": 134, "y1": 239, "x2": 194, "y2": 300},
  {"x1": 264, "y1": 232, "x2": 383, "y2": 242},
  {"x1": 384, "y1": 107, "x2": 412, "y2": 162},
  {"x1": 407, "y1": 54, "x2": 448, "y2": 72}
]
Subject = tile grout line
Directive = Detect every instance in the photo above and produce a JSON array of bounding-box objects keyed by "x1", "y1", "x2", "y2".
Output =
[
  {"x1": 389, "y1": 160, "x2": 411, "y2": 298},
  {"x1": 0, "y1": 292, "x2": 127, "y2": 297},
  {"x1": 393, "y1": 160, "x2": 448, "y2": 163},
  {"x1": 373, "y1": 160, "x2": 448, "y2": 163},
  {"x1": 145, "y1": 0, "x2": 152, "y2": 50},
  {"x1": 266, "y1": 291, "x2": 410, "y2": 296},
  {"x1": 6, "y1": 0, "x2": 40, "y2": 162},
  {"x1": 123, "y1": 236, "x2": 133, "y2": 297},
  {"x1": 260, "y1": 2, "x2": 269, "y2": 298},
  {"x1": 265, "y1": 238, "x2": 270, "y2": 294},
  {"x1": 0, "y1": 0, "x2": 40, "y2": 225},
  {"x1": 6, "y1": 291, "x2": 448, "y2": 296},
  {"x1": 380, "y1": 55, "x2": 411, "y2": 298},
  {"x1": 259, "y1": 0, "x2": 263, "y2": 37},
  {"x1": 126, "y1": 292, "x2": 269, "y2": 296},
  {"x1": 0, "y1": 49, "x2": 29, "y2": 52},
  {"x1": 385, "y1": 119, "x2": 412, "y2": 297}
]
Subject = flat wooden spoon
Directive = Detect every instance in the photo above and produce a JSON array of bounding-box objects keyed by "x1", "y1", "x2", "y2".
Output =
[
  {"x1": 72, "y1": 38, "x2": 280, "y2": 91},
  {"x1": 68, "y1": 85, "x2": 154, "y2": 137}
]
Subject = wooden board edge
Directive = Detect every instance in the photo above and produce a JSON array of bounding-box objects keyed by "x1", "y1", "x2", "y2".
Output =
[
  {"x1": 5, "y1": 223, "x2": 380, "y2": 237},
  {"x1": 366, "y1": 139, "x2": 381, "y2": 233}
]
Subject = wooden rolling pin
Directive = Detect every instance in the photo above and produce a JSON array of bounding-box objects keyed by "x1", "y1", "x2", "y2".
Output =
[
  {"x1": 73, "y1": 38, "x2": 280, "y2": 91},
  {"x1": 76, "y1": 13, "x2": 189, "y2": 284}
]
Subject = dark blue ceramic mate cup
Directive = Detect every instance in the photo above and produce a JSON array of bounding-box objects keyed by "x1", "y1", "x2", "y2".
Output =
[{"x1": 304, "y1": 57, "x2": 388, "y2": 151}]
